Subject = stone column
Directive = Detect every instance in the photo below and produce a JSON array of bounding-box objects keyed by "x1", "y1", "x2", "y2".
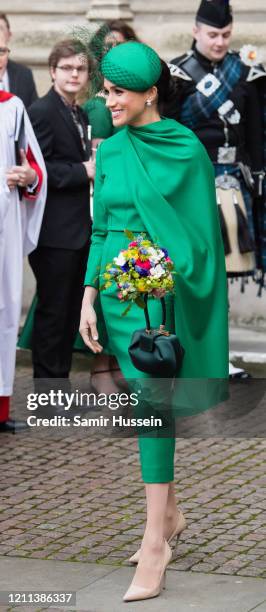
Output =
[{"x1": 86, "y1": 0, "x2": 133, "y2": 22}]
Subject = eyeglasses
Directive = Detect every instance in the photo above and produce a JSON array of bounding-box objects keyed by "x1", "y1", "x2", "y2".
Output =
[
  {"x1": 0, "y1": 47, "x2": 10, "y2": 56},
  {"x1": 55, "y1": 64, "x2": 88, "y2": 74}
]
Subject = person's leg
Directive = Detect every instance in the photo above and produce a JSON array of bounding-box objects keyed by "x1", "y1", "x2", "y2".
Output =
[
  {"x1": 124, "y1": 481, "x2": 171, "y2": 601},
  {"x1": 90, "y1": 355, "x2": 121, "y2": 395},
  {"x1": 140, "y1": 435, "x2": 180, "y2": 539},
  {"x1": 139, "y1": 435, "x2": 175, "y2": 483},
  {"x1": 29, "y1": 246, "x2": 87, "y2": 379},
  {"x1": 139, "y1": 435, "x2": 175, "y2": 547},
  {"x1": 61, "y1": 245, "x2": 89, "y2": 374},
  {"x1": 165, "y1": 481, "x2": 181, "y2": 533},
  {"x1": 123, "y1": 436, "x2": 175, "y2": 599},
  {"x1": 138, "y1": 481, "x2": 169, "y2": 566}
]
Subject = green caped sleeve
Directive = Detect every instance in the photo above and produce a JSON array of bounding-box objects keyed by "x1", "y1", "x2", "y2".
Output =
[
  {"x1": 83, "y1": 97, "x2": 113, "y2": 139},
  {"x1": 84, "y1": 145, "x2": 107, "y2": 288}
]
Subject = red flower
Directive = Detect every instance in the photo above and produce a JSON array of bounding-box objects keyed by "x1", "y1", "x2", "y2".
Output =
[
  {"x1": 129, "y1": 241, "x2": 138, "y2": 247},
  {"x1": 135, "y1": 258, "x2": 151, "y2": 271}
]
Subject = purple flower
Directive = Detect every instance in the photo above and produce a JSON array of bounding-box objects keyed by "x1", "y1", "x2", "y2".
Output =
[
  {"x1": 161, "y1": 248, "x2": 168, "y2": 257},
  {"x1": 135, "y1": 265, "x2": 149, "y2": 277},
  {"x1": 121, "y1": 263, "x2": 130, "y2": 272}
]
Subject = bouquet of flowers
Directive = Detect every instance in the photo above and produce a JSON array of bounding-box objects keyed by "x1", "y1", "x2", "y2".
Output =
[{"x1": 101, "y1": 230, "x2": 175, "y2": 315}]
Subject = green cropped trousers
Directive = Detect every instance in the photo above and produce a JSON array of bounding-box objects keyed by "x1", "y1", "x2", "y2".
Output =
[{"x1": 138, "y1": 435, "x2": 176, "y2": 483}]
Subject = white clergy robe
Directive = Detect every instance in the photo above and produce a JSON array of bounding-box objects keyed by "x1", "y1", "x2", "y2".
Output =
[{"x1": 0, "y1": 92, "x2": 47, "y2": 395}]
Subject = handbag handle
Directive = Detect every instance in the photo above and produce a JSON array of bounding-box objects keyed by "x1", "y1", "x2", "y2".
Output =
[{"x1": 144, "y1": 294, "x2": 166, "y2": 331}]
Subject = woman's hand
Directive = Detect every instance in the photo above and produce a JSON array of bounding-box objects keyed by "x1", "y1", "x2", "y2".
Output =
[
  {"x1": 79, "y1": 287, "x2": 103, "y2": 353},
  {"x1": 152, "y1": 288, "x2": 167, "y2": 299},
  {"x1": 6, "y1": 149, "x2": 36, "y2": 189}
]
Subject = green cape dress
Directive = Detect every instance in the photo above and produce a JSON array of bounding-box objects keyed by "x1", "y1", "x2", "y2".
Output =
[{"x1": 84, "y1": 118, "x2": 228, "y2": 416}]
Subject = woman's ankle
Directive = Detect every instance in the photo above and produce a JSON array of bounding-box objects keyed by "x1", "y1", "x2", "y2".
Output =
[
  {"x1": 142, "y1": 532, "x2": 165, "y2": 552},
  {"x1": 165, "y1": 506, "x2": 179, "y2": 522}
]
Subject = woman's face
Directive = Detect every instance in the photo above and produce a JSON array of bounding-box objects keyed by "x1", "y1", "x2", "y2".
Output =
[
  {"x1": 104, "y1": 78, "x2": 155, "y2": 127},
  {"x1": 104, "y1": 30, "x2": 126, "y2": 47}
]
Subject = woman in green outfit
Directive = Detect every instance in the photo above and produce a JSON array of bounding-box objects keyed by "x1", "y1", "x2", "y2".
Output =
[{"x1": 80, "y1": 42, "x2": 228, "y2": 602}]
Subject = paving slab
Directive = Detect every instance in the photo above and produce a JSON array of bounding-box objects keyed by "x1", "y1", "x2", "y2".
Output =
[
  {"x1": 76, "y1": 567, "x2": 266, "y2": 612},
  {"x1": 0, "y1": 556, "x2": 114, "y2": 591},
  {"x1": 0, "y1": 557, "x2": 266, "y2": 612}
]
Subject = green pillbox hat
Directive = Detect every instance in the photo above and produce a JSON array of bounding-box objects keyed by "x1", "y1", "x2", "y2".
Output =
[{"x1": 101, "y1": 41, "x2": 162, "y2": 91}]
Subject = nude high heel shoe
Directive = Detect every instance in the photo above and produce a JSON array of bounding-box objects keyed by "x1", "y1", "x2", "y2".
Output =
[
  {"x1": 128, "y1": 507, "x2": 187, "y2": 564},
  {"x1": 123, "y1": 540, "x2": 172, "y2": 602}
]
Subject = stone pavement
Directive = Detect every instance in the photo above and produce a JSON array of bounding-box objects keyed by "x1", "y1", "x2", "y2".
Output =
[
  {"x1": 0, "y1": 349, "x2": 265, "y2": 611},
  {"x1": 0, "y1": 557, "x2": 266, "y2": 612}
]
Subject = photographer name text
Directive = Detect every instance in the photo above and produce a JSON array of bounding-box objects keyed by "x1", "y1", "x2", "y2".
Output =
[{"x1": 26, "y1": 415, "x2": 162, "y2": 428}]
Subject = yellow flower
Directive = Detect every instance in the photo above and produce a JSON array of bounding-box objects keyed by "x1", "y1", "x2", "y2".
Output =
[
  {"x1": 136, "y1": 280, "x2": 146, "y2": 292},
  {"x1": 129, "y1": 249, "x2": 139, "y2": 258}
]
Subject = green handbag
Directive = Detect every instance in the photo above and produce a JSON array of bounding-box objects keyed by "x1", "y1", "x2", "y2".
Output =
[{"x1": 128, "y1": 295, "x2": 185, "y2": 378}]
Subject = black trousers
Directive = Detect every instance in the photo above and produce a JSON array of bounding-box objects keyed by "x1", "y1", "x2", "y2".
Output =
[{"x1": 29, "y1": 245, "x2": 89, "y2": 379}]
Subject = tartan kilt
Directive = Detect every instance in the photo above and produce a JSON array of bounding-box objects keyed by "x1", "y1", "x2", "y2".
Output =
[{"x1": 214, "y1": 164, "x2": 256, "y2": 278}]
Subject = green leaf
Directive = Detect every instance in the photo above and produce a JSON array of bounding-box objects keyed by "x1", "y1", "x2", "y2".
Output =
[
  {"x1": 124, "y1": 229, "x2": 134, "y2": 241},
  {"x1": 121, "y1": 303, "x2": 132, "y2": 317},
  {"x1": 135, "y1": 296, "x2": 146, "y2": 309}
]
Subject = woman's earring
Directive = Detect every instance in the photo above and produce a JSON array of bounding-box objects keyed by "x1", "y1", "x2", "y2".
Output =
[{"x1": 145, "y1": 99, "x2": 152, "y2": 107}]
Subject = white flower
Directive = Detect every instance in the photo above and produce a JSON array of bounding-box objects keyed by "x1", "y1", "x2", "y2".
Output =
[
  {"x1": 147, "y1": 247, "x2": 164, "y2": 264},
  {"x1": 114, "y1": 253, "x2": 126, "y2": 266},
  {"x1": 150, "y1": 264, "x2": 165, "y2": 279},
  {"x1": 239, "y1": 45, "x2": 261, "y2": 67},
  {"x1": 147, "y1": 247, "x2": 158, "y2": 258}
]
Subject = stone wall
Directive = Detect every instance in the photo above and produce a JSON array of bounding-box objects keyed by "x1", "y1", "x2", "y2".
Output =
[{"x1": 4, "y1": 0, "x2": 266, "y2": 94}]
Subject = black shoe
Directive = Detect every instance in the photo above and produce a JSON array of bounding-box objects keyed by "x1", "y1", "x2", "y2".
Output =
[
  {"x1": 229, "y1": 370, "x2": 252, "y2": 380},
  {"x1": 0, "y1": 419, "x2": 29, "y2": 433}
]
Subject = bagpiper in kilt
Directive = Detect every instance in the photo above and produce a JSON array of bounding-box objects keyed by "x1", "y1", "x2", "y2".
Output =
[{"x1": 168, "y1": 0, "x2": 266, "y2": 292}]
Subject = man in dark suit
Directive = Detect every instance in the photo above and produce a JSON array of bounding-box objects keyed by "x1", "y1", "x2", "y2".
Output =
[
  {"x1": 0, "y1": 13, "x2": 37, "y2": 107},
  {"x1": 28, "y1": 39, "x2": 95, "y2": 383}
]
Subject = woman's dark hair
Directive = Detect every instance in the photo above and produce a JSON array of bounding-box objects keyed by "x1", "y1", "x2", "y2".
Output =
[
  {"x1": 90, "y1": 20, "x2": 140, "y2": 63},
  {"x1": 156, "y1": 60, "x2": 179, "y2": 119},
  {"x1": 105, "y1": 20, "x2": 140, "y2": 42}
]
